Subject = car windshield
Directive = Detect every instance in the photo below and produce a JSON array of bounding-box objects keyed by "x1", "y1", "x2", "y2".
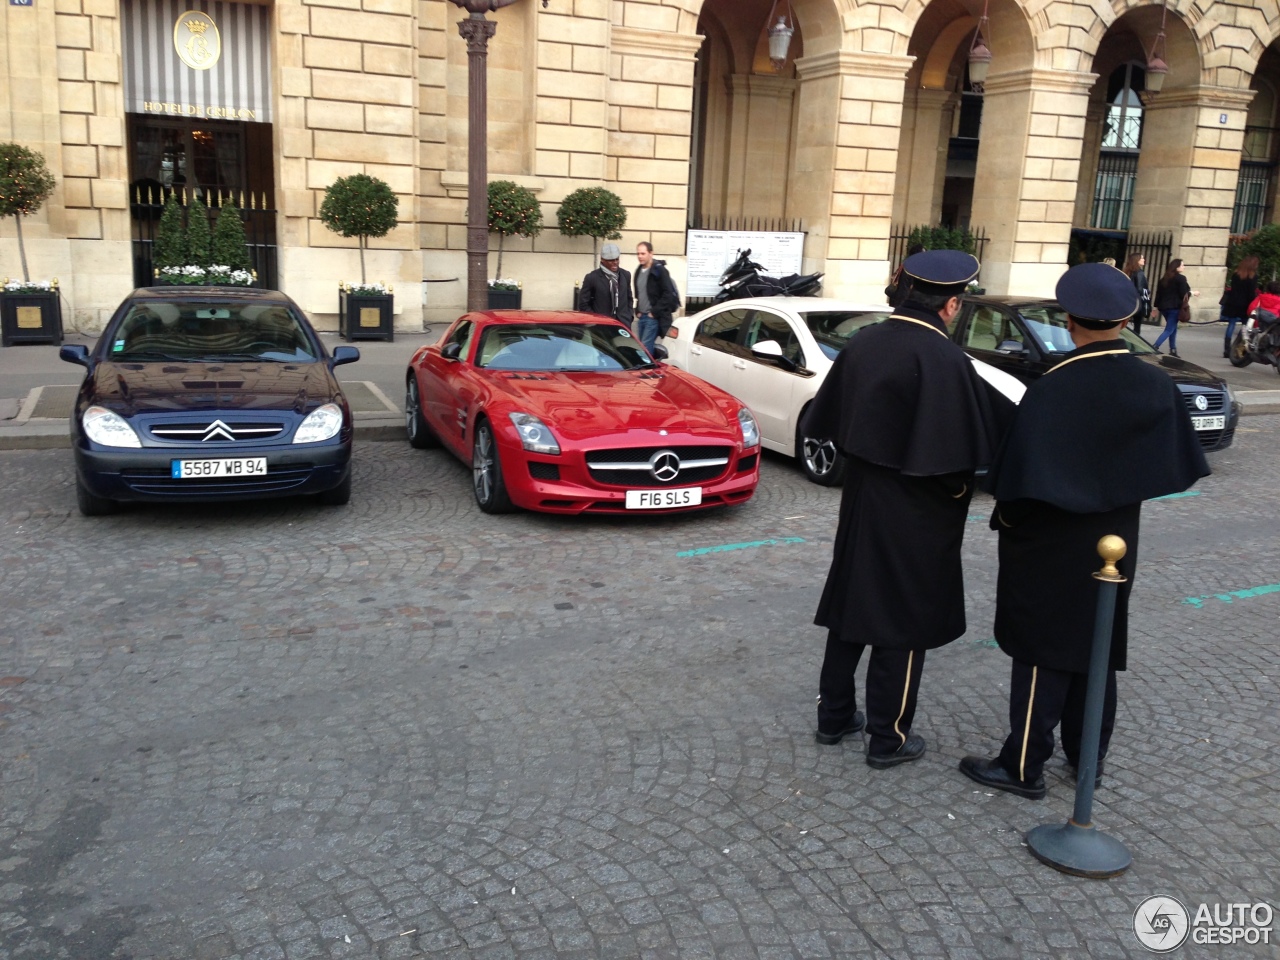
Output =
[
  {"x1": 802, "y1": 310, "x2": 890, "y2": 359},
  {"x1": 108, "y1": 301, "x2": 320, "y2": 362},
  {"x1": 1018, "y1": 303, "x2": 1156, "y2": 356},
  {"x1": 475, "y1": 323, "x2": 651, "y2": 371}
]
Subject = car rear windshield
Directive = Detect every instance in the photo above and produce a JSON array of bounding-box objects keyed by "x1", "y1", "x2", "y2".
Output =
[
  {"x1": 108, "y1": 301, "x2": 320, "y2": 362},
  {"x1": 1019, "y1": 304, "x2": 1155, "y2": 356},
  {"x1": 475, "y1": 323, "x2": 651, "y2": 371},
  {"x1": 802, "y1": 311, "x2": 891, "y2": 359}
]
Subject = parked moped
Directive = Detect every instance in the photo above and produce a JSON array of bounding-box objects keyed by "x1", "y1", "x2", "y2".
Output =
[{"x1": 1228, "y1": 308, "x2": 1280, "y2": 374}]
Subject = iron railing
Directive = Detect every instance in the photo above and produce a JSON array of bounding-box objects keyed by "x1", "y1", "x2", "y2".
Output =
[
  {"x1": 888, "y1": 224, "x2": 989, "y2": 274},
  {"x1": 129, "y1": 187, "x2": 278, "y2": 290},
  {"x1": 687, "y1": 214, "x2": 805, "y2": 233}
]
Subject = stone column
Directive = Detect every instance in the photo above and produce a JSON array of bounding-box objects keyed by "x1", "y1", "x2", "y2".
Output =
[
  {"x1": 792, "y1": 50, "x2": 913, "y2": 302},
  {"x1": 721, "y1": 74, "x2": 796, "y2": 220},
  {"x1": 1129, "y1": 86, "x2": 1255, "y2": 316},
  {"x1": 1072, "y1": 100, "x2": 1108, "y2": 229},
  {"x1": 970, "y1": 68, "x2": 1095, "y2": 295},
  {"x1": 895, "y1": 88, "x2": 957, "y2": 227}
]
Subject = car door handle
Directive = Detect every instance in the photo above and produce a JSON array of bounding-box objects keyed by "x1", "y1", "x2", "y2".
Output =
[
  {"x1": 733, "y1": 359, "x2": 747, "y2": 369},
  {"x1": 691, "y1": 345, "x2": 703, "y2": 355}
]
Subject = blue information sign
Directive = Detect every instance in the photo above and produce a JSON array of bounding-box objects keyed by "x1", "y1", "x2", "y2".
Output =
[{"x1": 10, "y1": 0, "x2": 35, "y2": 7}]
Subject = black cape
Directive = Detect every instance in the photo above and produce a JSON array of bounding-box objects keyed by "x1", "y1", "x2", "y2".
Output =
[
  {"x1": 804, "y1": 308, "x2": 1015, "y2": 650},
  {"x1": 983, "y1": 340, "x2": 1210, "y2": 672}
]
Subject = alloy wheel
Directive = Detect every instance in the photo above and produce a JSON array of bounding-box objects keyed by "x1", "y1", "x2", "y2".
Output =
[{"x1": 473, "y1": 423, "x2": 495, "y2": 504}]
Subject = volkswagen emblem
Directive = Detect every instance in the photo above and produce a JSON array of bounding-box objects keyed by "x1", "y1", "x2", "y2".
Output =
[
  {"x1": 649, "y1": 450, "x2": 681, "y2": 482},
  {"x1": 1193, "y1": 394, "x2": 1208, "y2": 411}
]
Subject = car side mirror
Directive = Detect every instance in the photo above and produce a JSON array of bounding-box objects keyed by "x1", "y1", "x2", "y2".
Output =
[
  {"x1": 996, "y1": 340, "x2": 1027, "y2": 355},
  {"x1": 651, "y1": 344, "x2": 669, "y2": 361},
  {"x1": 60, "y1": 344, "x2": 92, "y2": 371},
  {"x1": 330, "y1": 345, "x2": 360, "y2": 367},
  {"x1": 751, "y1": 339, "x2": 797, "y2": 371},
  {"x1": 441, "y1": 342, "x2": 462, "y2": 361}
]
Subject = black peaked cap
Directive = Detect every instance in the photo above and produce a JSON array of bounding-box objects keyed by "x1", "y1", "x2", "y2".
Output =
[{"x1": 1056, "y1": 262, "x2": 1140, "y2": 326}]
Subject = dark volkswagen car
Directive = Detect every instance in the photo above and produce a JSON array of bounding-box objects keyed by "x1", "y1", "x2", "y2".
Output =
[
  {"x1": 954, "y1": 296, "x2": 1239, "y2": 451},
  {"x1": 60, "y1": 287, "x2": 359, "y2": 515}
]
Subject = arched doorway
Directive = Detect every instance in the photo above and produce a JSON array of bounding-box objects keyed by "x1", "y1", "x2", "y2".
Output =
[{"x1": 1235, "y1": 42, "x2": 1280, "y2": 235}]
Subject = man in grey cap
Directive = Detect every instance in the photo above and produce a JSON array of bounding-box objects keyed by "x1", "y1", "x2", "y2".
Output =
[{"x1": 578, "y1": 242, "x2": 634, "y2": 325}]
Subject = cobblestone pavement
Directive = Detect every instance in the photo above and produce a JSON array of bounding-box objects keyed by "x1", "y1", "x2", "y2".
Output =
[{"x1": 1, "y1": 423, "x2": 1278, "y2": 960}]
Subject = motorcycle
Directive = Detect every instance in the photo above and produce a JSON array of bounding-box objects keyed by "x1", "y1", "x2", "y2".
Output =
[
  {"x1": 1228, "y1": 308, "x2": 1280, "y2": 374},
  {"x1": 712, "y1": 249, "x2": 824, "y2": 304}
]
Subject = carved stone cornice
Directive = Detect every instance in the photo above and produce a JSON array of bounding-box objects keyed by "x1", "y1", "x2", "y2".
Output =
[
  {"x1": 981, "y1": 68, "x2": 1098, "y2": 97},
  {"x1": 726, "y1": 73, "x2": 797, "y2": 100},
  {"x1": 610, "y1": 26, "x2": 705, "y2": 61},
  {"x1": 794, "y1": 51, "x2": 914, "y2": 82},
  {"x1": 1139, "y1": 85, "x2": 1257, "y2": 112}
]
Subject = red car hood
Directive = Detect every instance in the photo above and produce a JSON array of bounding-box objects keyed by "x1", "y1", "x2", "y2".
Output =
[{"x1": 485, "y1": 367, "x2": 740, "y2": 443}]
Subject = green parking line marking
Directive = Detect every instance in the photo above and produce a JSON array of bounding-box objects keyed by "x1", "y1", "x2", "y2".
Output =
[
  {"x1": 967, "y1": 514, "x2": 987, "y2": 523},
  {"x1": 678, "y1": 537, "x2": 806, "y2": 558},
  {"x1": 1151, "y1": 491, "x2": 1201, "y2": 501},
  {"x1": 1182, "y1": 583, "x2": 1280, "y2": 609}
]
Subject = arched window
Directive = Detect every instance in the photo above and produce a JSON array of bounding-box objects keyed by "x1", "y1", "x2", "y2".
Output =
[{"x1": 1092, "y1": 63, "x2": 1146, "y2": 230}]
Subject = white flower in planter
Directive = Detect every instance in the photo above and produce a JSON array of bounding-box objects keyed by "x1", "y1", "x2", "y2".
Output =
[
  {"x1": 487, "y1": 278, "x2": 522, "y2": 292},
  {"x1": 344, "y1": 282, "x2": 392, "y2": 296},
  {"x1": 3, "y1": 279, "x2": 55, "y2": 293}
]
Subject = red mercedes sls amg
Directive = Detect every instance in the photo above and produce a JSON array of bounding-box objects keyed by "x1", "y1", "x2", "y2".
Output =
[{"x1": 405, "y1": 311, "x2": 761, "y2": 514}]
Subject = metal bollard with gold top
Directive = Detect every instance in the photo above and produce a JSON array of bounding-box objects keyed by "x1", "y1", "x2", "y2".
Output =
[{"x1": 1025, "y1": 535, "x2": 1133, "y2": 878}]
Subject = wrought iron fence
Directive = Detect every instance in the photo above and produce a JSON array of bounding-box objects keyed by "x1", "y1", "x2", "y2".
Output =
[
  {"x1": 129, "y1": 187, "x2": 278, "y2": 290},
  {"x1": 686, "y1": 214, "x2": 805, "y2": 233},
  {"x1": 888, "y1": 224, "x2": 989, "y2": 274},
  {"x1": 1068, "y1": 228, "x2": 1172, "y2": 282}
]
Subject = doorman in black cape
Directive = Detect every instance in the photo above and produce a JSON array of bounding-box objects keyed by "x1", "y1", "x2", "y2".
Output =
[
  {"x1": 803, "y1": 250, "x2": 1015, "y2": 768},
  {"x1": 959, "y1": 262, "x2": 1209, "y2": 799}
]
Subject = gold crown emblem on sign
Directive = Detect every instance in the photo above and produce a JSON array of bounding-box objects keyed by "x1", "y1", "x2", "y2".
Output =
[{"x1": 184, "y1": 16, "x2": 209, "y2": 33}]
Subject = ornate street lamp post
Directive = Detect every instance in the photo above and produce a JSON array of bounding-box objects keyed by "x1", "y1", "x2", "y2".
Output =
[{"x1": 451, "y1": 0, "x2": 547, "y2": 312}]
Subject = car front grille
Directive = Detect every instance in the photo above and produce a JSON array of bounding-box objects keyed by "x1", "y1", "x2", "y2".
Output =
[
  {"x1": 584, "y1": 445, "x2": 732, "y2": 487},
  {"x1": 119, "y1": 465, "x2": 313, "y2": 496},
  {"x1": 147, "y1": 420, "x2": 287, "y2": 443},
  {"x1": 1180, "y1": 391, "x2": 1225, "y2": 414}
]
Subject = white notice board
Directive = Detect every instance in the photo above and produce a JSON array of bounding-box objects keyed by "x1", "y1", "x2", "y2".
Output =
[{"x1": 685, "y1": 230, "x2": 806, "y2": 298}]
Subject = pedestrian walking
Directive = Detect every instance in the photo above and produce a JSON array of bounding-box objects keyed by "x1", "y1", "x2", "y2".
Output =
[
  {"x1": 1152, "y1": 259, "x2": 1198, "y2": 356},
  {"x1": 959, "y1": 263, "x2": 1209, "y2": 799},
  {"x1": 803, "y1": 251, "x2": 1015, "y2": 768},
  {"x1": 1121, "y1": 253, "x2": 1153, "y2": 338},
  {"x1": 578, "y1": 243, "x2": 633, "y2": 325},
  {"x1": 1220, "y1": 255, "x2": 1259, "y2": 358},
  {"x1": 633, "y1": 242, "x2": 681, "y2": 356}
]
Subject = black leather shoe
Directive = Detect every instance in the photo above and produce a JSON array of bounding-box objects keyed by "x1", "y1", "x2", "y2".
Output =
[
  {"x1": 815, "y1": 711, "x2": 865, "y2": 745},
  {"x1": 958, "y1": 755, "x2": 1046, "y2": 799},
  {"x1": 866, "y1": 733, "x2": 926, "y2": 768},
  {"x1": 1068, "y1": 760, "x2": 1105, "y2": 788}
]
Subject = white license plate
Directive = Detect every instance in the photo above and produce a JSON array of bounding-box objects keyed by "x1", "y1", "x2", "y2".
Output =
[
  {"x1": 171, "y1": 457, "x2": 268, "y2": 479},
  {"x1": 1191, "y1": 415, "x2": 1225, "y2": 431},
  {"x1": 625, "y1": 487, "x2": 703, "y2": 510}
]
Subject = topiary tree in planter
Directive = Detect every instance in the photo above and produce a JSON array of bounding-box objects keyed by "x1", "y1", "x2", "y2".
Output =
[
  {"x1": 488, "y1": 180, "x2": 543, "y2": 282},
  {"x1": 185, "y1": 196, "x2": 212, "y2": 269},
  {"x1": 318, "y1": 173, "x2": 399, "y2": 284},
  {"x1": 556, "y1": 186, "x2": 626, "y2": 262},
  {"x1": 0, "y1": 142, "x2": 57, "y2": 282},
  {"x1": 153, "y1": 193, "x2": 188, "y2": 272},
  {"x1": 1229, "y1": 223, "x2": 1280, "y2": 284},
  {"x1": 211, "y1": 199, "x2": 252, "y2": 271}
]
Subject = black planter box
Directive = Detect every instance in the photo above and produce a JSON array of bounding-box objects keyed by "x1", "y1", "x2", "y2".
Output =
[
  {"x1": 339, "y1": 290, "x2": 394, "y2": 342},
  {"x1": 1, "y1": 289, "x2": 64, "y2": 347},
  {"x1": 487, "y1": 288, "x2": 522, "y2": 310}
]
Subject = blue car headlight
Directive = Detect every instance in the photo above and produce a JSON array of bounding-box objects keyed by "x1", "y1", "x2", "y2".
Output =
[
  {"x1": 509, "y1": 412, "x2": 560, "y2": 455},
  {"x1": 738, "y1": 407, "x2": 760, "y2": 448},
  {"x1": 293, "y1": 403, "x2": 344, "y2": 444},
  {"x1": 82, "y1": 406, "x2": 141, "y2": 448}
]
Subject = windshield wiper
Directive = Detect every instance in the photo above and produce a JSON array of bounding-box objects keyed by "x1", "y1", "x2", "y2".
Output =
[
  {"x1": 113, "y1": 351, "x2": 193, "y2": 362},
  {"x1": 194, "y1": 353, "x2": 287, "y2": 363}
]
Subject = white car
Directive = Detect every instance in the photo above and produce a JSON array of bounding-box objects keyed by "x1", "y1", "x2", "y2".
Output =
[{"x1": 664, "y1": 297, "x2": 1025, "y2": 485}]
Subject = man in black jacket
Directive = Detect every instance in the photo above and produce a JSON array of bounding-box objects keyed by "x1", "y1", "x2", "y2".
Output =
[
  {"x1": 959, "y1": 263, "x2": 1209, "y2": 799},
  {"x1": 803, "y1": 251, "x2": 1014, "y2": 768},
  {"x1": 578, "y1": 243, "x2": 633, "y2": 326},
  {"x1": 633, "y1": 242, "x2": 681, "y2": 355}
]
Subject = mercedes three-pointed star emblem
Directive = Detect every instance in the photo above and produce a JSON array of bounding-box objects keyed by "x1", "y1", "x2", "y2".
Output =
[{"x1": 649, "y1": 450, "x2": 681, "y2": 482}]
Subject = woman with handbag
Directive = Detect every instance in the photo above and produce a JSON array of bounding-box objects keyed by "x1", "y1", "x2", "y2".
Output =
[
  {"x1": 1123, "y1": 253, "x2": 1153, "y2": 337},
  {"x1": 1219, "y1": 255, "x2": 1259, "y2": 358},
  {"x1": 1153, "y1": 259, "x2": 1198, "y2": 357}
]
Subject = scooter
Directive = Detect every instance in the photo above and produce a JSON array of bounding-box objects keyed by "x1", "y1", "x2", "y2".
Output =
[
  {"x1": 712, "y1": 249, "x2": 824, "y2": 304},
  {"x1": 1228, "y1": 308, "x2": 1280, "y2": 374}
]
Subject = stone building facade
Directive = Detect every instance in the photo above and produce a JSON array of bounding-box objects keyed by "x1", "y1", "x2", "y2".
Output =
[{"x1": 2, "y1": 0, "x2": 1279, "y2": 331}]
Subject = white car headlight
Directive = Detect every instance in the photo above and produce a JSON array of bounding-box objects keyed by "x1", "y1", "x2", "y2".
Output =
[
  {"x1": 509, "y1": 412, "x2": 560, "y2": 455},
  {"x1": 738, "y1": 407, "x2": 760, "y2": 448},
  {"x1": 293, "y1": 403, "x2": 344, "y2": 444},
  {"x1": 82, "y1": 405, "x2": 141, "y2": 448}
]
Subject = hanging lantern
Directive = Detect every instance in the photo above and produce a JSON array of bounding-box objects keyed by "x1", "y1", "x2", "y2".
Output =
[
  {"x1": 966, "y1": 0, "x2": 992, "y2": 93},
  {"x1": 768, "y1": 16, "x2": 794, "y2": 71}
]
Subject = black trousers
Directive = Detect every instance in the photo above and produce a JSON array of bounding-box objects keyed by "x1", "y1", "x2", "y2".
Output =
[
  {"x1": 997, "y1": 659, "x2": 1117, "y2": 782},
  {"x1": 818, "y1": 631, "x2": 926, "y2": 756}
]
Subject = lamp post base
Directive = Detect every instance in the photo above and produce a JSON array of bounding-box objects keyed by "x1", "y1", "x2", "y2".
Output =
[{"x1": 1026, "y1": 821, "x2": 1132, "y2": 879}]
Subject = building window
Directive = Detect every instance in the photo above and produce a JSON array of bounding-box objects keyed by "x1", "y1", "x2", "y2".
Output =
[
  {"x1": 1091, "y1": 63, "x2": 1145, "y2": 230},
  {"x1": 1232, "y1": 161, "x2": 1274, "y2": 235}
]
